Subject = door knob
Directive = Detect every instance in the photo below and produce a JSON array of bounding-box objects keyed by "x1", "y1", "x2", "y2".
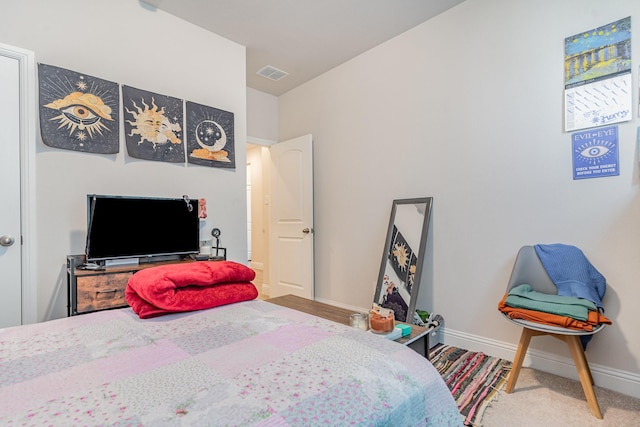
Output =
[
  {"x1": 302, "y1": 228, "x2": 314, "y2": 234},
  {"x1": 0, "y1": 235, "x2": 15, "y2": 247}
]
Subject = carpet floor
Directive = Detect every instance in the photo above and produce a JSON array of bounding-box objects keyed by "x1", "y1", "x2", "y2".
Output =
[{"x1": 481, "y1": 366, "x2": 640, "y2": 426}]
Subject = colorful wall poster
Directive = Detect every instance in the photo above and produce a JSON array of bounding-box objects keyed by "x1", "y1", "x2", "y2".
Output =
[
  {"x1": 572, "y1": 125, "x2": 619, "y2": 180},
  {"x1": 564, "y1": 17, "x2": 631, "y2": 132},
  {"x1": 185, "y1": 101, "x2": 235, "y2": 169},
  {"x1": 38, "y1": 63, "x2": 119, "y2": 153},
  {"x1": 123, "y1": 85, "x2": 184, "y2": 163}
]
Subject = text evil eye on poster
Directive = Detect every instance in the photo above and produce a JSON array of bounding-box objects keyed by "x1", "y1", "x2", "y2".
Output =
[{"x1": 572, "y1": 125, "x2": 619, "y2": 180}]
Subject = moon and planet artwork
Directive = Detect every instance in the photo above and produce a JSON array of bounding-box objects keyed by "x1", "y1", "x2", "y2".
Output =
[
  {"x1": 37, "y1": 64, "x2": 235, "y2": 169},
  {"x1": 38, "y1": 63, "x2": 119, "y2": 154},
  {"x1": 186, "y1": 101, "x2": 235, "y2": 169}
]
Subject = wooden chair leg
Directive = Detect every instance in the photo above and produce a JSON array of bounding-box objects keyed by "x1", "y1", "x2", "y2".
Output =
[
  {"x1": 506, "y1": 328, "x2": 534, "y2": 393},
  {"x1": 573, "y1": 338, "x2": 595, "y2": 385},
  {"x1": 563, "y1": 335, "x2": 603, "y2": 419}
]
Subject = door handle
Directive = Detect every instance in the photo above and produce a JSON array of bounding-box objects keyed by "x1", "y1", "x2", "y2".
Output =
[
  {"x1": 0, "y1": 235, "x2": 15, "y2": 247},
  {"x1": 302, "y1": 228, "x2": 314, "y2": 235}
]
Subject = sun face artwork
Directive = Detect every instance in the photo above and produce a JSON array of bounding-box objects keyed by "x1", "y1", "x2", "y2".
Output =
[
  {"x1": 38, "y1": 64, "x2": 119, "y2": 153},
  {"x1": 374, "y1": 225, "x2": 417, "y2": 322},
  {"x1": 389, "y1": 226, "x2": 417, "y2": 293},
  {"x1": 123, "y1": 85, "x2": 184, "y2": 163},
  {"x1": 185, "y1": 101, "x2": 235, "y2": 169}
]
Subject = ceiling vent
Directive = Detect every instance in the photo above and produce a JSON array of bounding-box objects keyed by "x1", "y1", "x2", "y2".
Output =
[{"x1": 257, "y1": 65, "x2": 289, "y2": 81}]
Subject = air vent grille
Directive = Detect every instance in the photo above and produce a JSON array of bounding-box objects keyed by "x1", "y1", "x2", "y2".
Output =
[{"x1": 257, "y1": 65, "x2": 289, "y2": 81}]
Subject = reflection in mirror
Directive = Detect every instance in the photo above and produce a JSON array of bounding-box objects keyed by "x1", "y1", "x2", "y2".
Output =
[{"x1": 373, "y1": 197, "x2": 433, "y2": 322}]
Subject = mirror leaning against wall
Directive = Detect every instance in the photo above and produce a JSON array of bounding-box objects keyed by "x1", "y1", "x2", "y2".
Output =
[{"x1": 373, "y1": 197, "x2": 433, "y2": 323}]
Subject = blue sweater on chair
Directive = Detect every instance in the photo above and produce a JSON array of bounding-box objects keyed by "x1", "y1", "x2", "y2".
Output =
[
  {"x1": 534, "y1": 243, "x2": 606, "y2": 310},
  {"x1": 534, "y1": 243, "x2": 607, "y2": 349}
]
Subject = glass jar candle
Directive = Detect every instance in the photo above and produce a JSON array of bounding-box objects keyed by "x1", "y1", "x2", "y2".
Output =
[
  {"x1": 369, "y1": 305, "x2": 395, "y2": 333},
  {"x1": 349, "y1": 313, "x2": 369, "y2": 331}
]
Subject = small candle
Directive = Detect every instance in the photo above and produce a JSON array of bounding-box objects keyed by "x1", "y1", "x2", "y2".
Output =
[
  {"x1": 350, "y1": 313, "x2": 369, "y2": 331},
  {"x1": 369, "y1": 306, "x2": 395, "y2": 333}
]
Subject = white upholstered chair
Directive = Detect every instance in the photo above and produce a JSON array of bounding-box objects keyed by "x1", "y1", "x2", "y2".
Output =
[{"x1": 501, "y1": 245, "x2": 607, "y2": 419}]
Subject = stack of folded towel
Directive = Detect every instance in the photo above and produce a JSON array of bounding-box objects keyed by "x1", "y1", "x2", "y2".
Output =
[{"x1": 498, "y1": 283, "x2": 611, "y2": 331}]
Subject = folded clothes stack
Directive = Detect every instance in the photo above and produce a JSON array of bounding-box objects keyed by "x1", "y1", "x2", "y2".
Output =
[{"x1": 498, "y1": 284, "x2": 612, "y2": 331}]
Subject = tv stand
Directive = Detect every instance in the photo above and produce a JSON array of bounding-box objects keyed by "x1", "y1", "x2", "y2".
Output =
[{"x1": 66, "y1": 255, "x2": 197, "y2": 316}]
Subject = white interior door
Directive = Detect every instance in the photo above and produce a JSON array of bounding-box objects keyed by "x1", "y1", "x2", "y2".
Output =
[
  {"x1": 0, "y1": 53, "x2": 23, "y2": 327},
  {"x1": 269, "y1": 134, "x2": 314, "y2": 299}
]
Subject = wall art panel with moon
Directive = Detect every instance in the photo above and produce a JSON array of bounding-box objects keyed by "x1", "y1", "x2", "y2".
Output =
[
  {"x1": 122, "y1": 85, "x2": 185, "y2": 163},
  {"x1": 38, "y1": 63, "x2": 119, "y2": 154},
  {"x1": 186, "y1": 101, "x2": 235, "y2": 169}
]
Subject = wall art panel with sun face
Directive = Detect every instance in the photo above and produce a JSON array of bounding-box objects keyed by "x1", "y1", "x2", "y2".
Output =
[
  {"x1": 186, "y1": 101, "x2": 235, "y2": 169},
  {"x1": 38, "y1": 63, "x2": 119, "y2": 154},
  {"x1": 123, "y1": 85, "x2": 185, "y2": 163}
]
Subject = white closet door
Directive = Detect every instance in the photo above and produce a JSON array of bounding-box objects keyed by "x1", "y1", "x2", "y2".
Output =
[{"x1": 0, "y1": 53, "x2": 23, "y2": 327}]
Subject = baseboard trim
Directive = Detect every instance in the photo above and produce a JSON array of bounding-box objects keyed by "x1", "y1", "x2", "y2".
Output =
[
  {"x1": 249, "y1": 261, "x2": 264, "y2": 270},
  {"x1": 260, "y1": 282, "x2": 270, "y2": 296},
  {"x1": 442, "y1": 327, "x2": 640, "y2": 399}
]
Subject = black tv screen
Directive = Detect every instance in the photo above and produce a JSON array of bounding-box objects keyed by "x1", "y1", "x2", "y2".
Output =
[{"x1": 85, "y1": 195, "x2": 200, "y2": 262}]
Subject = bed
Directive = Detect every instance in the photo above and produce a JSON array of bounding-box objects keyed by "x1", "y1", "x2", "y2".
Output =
[{"x1": 1, "y1": 285, "x2": 461, "y2": 426}]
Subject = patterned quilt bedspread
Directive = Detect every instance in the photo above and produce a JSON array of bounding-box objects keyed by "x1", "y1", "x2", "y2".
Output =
[{"x1": 0, "y1": 300, "x2": 462, "y2": 426}]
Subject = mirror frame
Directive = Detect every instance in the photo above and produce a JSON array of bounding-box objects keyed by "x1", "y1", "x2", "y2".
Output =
[{"x1": 373, "y1": 197, "x2": 433, "y2": 322}]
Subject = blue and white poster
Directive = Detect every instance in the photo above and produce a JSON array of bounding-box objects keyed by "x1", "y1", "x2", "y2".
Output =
[{"x1": 572, "y1": 125, "x2": 619, "y2": 179}]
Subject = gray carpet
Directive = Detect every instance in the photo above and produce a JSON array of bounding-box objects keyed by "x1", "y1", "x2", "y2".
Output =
[{"x1": 481, "y1": 367, "x2": 640, "y2": 426}]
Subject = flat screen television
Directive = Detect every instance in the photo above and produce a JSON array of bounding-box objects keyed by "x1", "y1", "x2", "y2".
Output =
[{"x1": 85, "y1": 194, "x2": 200, "y2": 263}]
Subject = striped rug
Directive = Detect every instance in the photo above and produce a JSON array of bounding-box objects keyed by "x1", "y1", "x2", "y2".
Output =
[{"x1": 430, "y1": 344, "x2": 512, "y2": 426}]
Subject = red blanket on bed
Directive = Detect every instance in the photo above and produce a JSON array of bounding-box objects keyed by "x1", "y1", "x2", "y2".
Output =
[{"x1": 126, "y1": 261, "x2": 258, "y2": 318}]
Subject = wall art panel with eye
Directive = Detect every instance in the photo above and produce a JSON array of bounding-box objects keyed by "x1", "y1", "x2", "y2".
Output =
[{"x1": 38, "y1": 63, "x2": 119, "y2": 154}]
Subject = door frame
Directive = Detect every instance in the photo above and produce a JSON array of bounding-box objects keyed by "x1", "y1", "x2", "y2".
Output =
[
  {"x1": 247, "y1": 137, "x2": 274, "y2": 296},
  {"x1": 0, "y1": 43, "x2": 37, "y2": 324}
]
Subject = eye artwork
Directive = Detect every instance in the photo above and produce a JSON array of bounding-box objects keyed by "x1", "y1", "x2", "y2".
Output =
[
  {"x1": 577, "y1": 141, "x2": 614, "y2": 162},
  {"x1": 38, "y1": 64, "x2": 119, "y2": 153},
  {"x1": 572, "y1": 125, "x2": 619, "y2": 179},
  {"x1": 186, "y1": 101, "x2": 235, "y2": 169},
  {"x1": 122, "y1": 85, "x2": 185, "y2": 163}
]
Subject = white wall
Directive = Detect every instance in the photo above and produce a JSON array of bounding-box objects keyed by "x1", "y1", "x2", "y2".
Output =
[
  {"x1": 0, "y1": 0, "x2": 247, "y2": 321},
  {"x1": 279, "y1": 0, "x2": 640, "y2": 395},
  {"x1": 247, "y1": 87, "x2": 279, "y2": 143}
]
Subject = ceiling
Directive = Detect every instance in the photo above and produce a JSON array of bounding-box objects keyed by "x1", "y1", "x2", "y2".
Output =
[{"x1": 139, "y1": 0, "x2": 465, "y2": 96}]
